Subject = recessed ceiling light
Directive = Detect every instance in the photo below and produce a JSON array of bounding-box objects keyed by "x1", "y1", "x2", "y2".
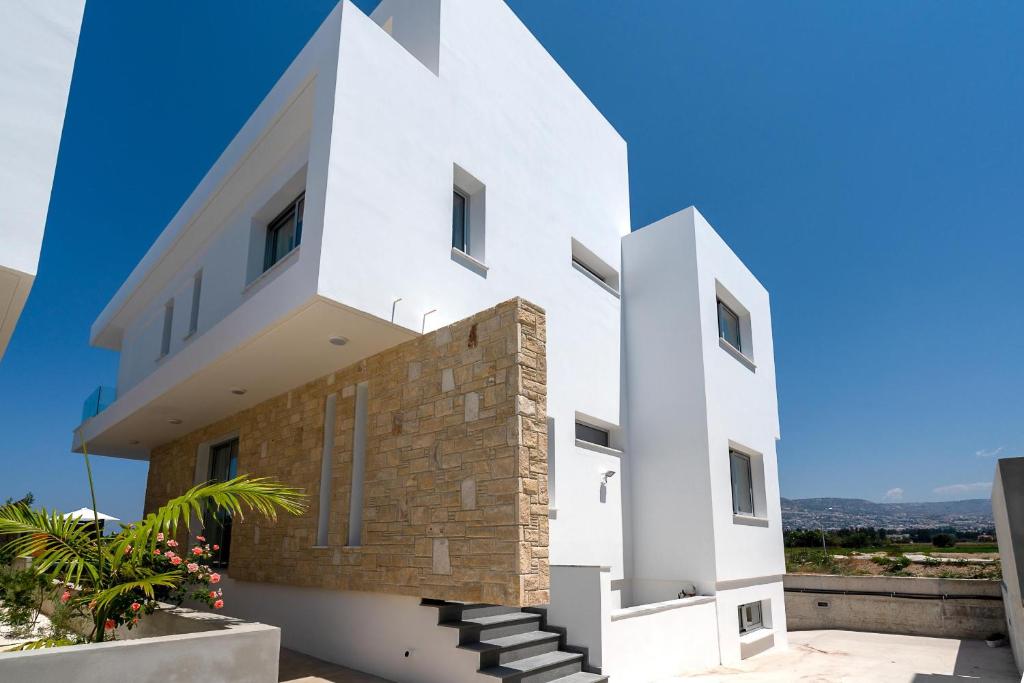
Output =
[
  {"x1": 230, "y1": 388, "x2": 247, "y2": 395},
  {"x1": 128, "y1": 440, "x2": 140, "y2": 445},
  {"x1": 167, "y1": 418, "x2": 182, "y2": 425},
  {"x1": 329, "y1": 336, "x2": 349, "y2": 347}
]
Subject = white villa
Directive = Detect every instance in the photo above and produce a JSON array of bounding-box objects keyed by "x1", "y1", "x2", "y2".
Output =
[
  {"x1": 0, "y1": 0, "x2": 84, "y2": 362},
  {"x1": 73, "y1": 1, "x2": 786, "y2": 681}
]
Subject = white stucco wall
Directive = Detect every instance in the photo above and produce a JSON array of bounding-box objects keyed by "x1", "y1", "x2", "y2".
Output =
[{"x1": 0, "y1": 0, "x2": 83, "y2": 359}]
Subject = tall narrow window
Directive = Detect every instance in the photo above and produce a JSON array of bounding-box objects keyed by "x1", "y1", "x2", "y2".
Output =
[
  {"x1": 347, "y1": 382, "x2": 369, "y2": 547},
  {"x1": 718, "y1": 300, "x2": 741, "y2": 350},
  {"x1": 452, "y1": 189, "x2": 468, "y2": 252},
  {"x1": 188, "y1": 271, "x2": 202, "y2": 336},
  {"x1": 204, "y1": 438, "x2": 238, "y2": 568},
  {"x1": 316, "y1": 394, "x2": 337, "y2": 547},
  {"x1": 160, "y1": 300, "x2": 174, "y2": 357},
  {"x1": 738, "y1": 601, "x2": 764, "y2": 634},
  {"x1": 730, "y1": 449, "x2": 754, "y2": 516},
  {"x1": 263, "y1": 193, "x2": 304, "y2": 272}
]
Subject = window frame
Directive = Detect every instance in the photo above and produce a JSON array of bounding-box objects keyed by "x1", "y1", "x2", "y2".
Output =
[
  {"x1": 187, "y1": 270, "x2": 202, "y2": 337},
  {"x1": 159, "y1": 299, "x2": 174, "y2": 358},
  {"x1": 717, "y1": 299, "x2": 742, "y2": 351},
  {"x1": 263, "y1": 193, "x2": 305, "y2": 273},
  {"x1": 738, "y1": 601, "x2": 764, "y2": 635},
  {"x1": 452, "y1": 188, "x2": 469, "y2": 254},
  {"x1": 730, "y1": 449, "x2": 755, "y2": 516}
]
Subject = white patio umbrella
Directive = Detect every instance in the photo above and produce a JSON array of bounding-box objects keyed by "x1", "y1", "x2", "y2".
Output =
[{"x1": 62, "y1": 508, "x2": 120, "y2": 523}]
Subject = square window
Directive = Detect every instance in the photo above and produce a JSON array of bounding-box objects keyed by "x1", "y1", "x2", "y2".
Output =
[
  {"x1": 730, "y1": 449, "x2": 754, "y2": 516},
  {"x1": 738, "y1": 601, "x2": 764, "y2": 634},
  {"x1": 718, "y1": 300, "x2": 741, "y2": 350},
  {"x1": 263, "y1": 193, "x2": 304, "y2": 272},
  {"x1": 575, "y1": 421, "x2": 609, "y2": 447}
]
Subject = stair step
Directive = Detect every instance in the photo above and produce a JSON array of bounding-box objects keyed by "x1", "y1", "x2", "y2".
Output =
[
  {"x1": 462, "y1": 630, "x2": 561, "y2": 666},
  {"x1": 549, "y1": 674, "x2": 608, "y2": 683},
  {"x1": 443, "y1": 611, "x2": 542, "y2": 644},
  {"x1": 480, "y1": 650, "x2": 583, "y2": 683}
]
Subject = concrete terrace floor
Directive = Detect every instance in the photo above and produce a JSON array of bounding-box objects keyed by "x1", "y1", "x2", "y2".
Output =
[
  {"x1": 678, "y1": 630, "x2": 1020, "y2": 683},
  {"x1": 279, "y1": 647, "x2": 393, "y2": 683}
]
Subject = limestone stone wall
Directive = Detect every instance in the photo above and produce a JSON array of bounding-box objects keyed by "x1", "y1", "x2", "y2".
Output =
[{"x1": 145, "y1": 298, "x2": 549, "y2": 606}]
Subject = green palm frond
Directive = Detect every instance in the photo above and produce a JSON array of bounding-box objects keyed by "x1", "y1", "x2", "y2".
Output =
[
  {"x1": 126, "y1": 475, "x2": 305, "y2": 554},
  {"x1": 88, "y1": 571, "x2": 181, "y2": 611},
  {"x1": 0, "y1": 507, "x2": 99, "y2": 587},
  {"x1": 5, "y1": 637, "x2": 82, "y2": 652}
]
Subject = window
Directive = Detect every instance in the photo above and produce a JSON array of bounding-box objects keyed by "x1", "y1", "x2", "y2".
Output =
[
  {"x1": 160, "y1": 300, "x2": 174, "y2": 358},
  {"x1": 263, "y1": 193, "x2": 304, "y2": 272},
  {"x1": 576, "y1": 421, "x2": 609, "y2": 448},
  {"x1": 718, "y1": 299, "x2": 741, "y2": 350},
  {"x1": 571, "y1": 238, "x2": 620, "y2": 294},
  {"x1": 452, "y1": 189, "x2": 468, "y2": 253},
  {"x1": 204, "y1": 438, "x2": 238, "y2": 568},
  {"x1": 187, "y1": 271, "x2": 202, "y2": 336},
  {"x1": 730, "y1": 449, "x2": 754, "y2": 516},
  {"x1": 738, "y1": 601, "x2": 764, "y2": 634}
]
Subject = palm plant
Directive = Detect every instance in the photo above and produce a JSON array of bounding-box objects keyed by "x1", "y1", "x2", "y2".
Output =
[{"x1": 0, "y1": 445, "x2": 304, "y2": 644}]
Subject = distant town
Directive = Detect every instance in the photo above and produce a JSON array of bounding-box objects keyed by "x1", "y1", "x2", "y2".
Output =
[{"x1": 782, "y1": 497, "x2": 994, "y2": 532}]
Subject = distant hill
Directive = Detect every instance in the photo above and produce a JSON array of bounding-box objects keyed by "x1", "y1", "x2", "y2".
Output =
[{"x1": 781, "y1": 497, "x2": 993, "y2": 531}]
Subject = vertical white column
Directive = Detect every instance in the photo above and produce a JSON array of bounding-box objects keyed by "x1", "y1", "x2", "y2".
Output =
[
  {"x1": 347, "y1": 382, "x2": 369, "y2": 547},
  {"x1": 315, "y1": 393, "x2": 337, "y2": 546}
]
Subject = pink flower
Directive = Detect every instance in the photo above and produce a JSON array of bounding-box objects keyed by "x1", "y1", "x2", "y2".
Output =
[
  {"x1": 187, "y1": 562, "x2": 199, "y2": 573},
  {"x1": 191, "y1": 546, "x2": 203, "y2": 556},
  {"x1": 212, "y1": 544, "x2": 220, "y2": 551},
  {"x1": 60, "y1": 591, "x2": 71, "y2": 604},
  {"x1": 156, "y1": 532, "x2": 164, "y2": 542},
  {"x1": 196, "y1": 535, "x2": 206, "y2": 542},
  {"x1": 213, "y1": 599, "x2": 224, "y2": 609},
  {"x1": 131, "y1": 602, "x2": 141, "y2": 612},
  {"x1": 209, "y1": 573, "x2": 221, "y2": 584},
  {"x1": 153, "y1": 549, "x2": 162, "y2": 556},
  {"x1": 104, "y1": 619, "x2": 116, "y2": 630},
  {"x1": 132, "y1": 617, "x2": 139, "y2": 624},
  {"x1": 209, "y1": 591, "x2": 217, "y2": 599},
  {"x1": 170, "y1": 556, "x2": 182, "y2": 566},
  {"x1": 166, "y1": 539, "x2": 178, "y2": 548}
]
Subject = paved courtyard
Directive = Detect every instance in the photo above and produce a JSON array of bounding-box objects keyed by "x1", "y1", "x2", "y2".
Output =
[
  {"x1": 678, "y1": 630, "x2": 1020, "y2": 682},
  {"x1": 279, "y1": 647, "x2": 392, "y2": 683}
]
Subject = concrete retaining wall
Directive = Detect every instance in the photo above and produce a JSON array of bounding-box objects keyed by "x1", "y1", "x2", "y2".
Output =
[
  {"x1": 784, "y1": 574, "x2": 1007, "y2": 639},
  {"x1": 0, "y1": 604, "x2": 280, "y2": 682}
]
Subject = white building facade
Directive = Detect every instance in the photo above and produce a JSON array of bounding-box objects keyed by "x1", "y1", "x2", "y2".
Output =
[
  {"x1": 0, "y1": 0, "x2": 85, "y2": 361},
  {"x1": 74, "y1": 2, "x2": 786, "y2": 680}
]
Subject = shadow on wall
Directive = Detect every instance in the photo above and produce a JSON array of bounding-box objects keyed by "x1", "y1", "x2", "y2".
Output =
[{"x1": 911, "y1": 639, "x2": 1019, "y2": 682}]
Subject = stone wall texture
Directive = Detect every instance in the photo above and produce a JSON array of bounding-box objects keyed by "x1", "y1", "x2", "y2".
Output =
[{"x1": 144, "y1": 298, "x2": 549, "y2": 606}]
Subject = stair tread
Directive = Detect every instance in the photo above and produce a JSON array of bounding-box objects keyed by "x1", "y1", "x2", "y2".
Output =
[
  {"x1": 480, "y1": 649, "x2": 582, "y2": 676},
  {"x1": 549, "y1": 674, "x2": 607, "y2": 683},
  {"x1": 447, "y1": 611, "x2": 540, "y2": 628},
  {"x1": 461, "y1": 630, "x2": 560, "y2": 652}
]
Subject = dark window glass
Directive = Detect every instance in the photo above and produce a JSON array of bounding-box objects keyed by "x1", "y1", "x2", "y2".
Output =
[
  {"x1": 452, "y1": 189, "x2": 468, "y2": 251},
  {"x1": 204, "y1": 438, "x2": 238, "y2": 568},
  {"x1": 263, "y1": 194, "x2": 304, "y2": 272},
  {"x1": 730, "y1": 450, "x2": 754, "y2": 515},
  {"x1": 575, "y1": 421, "x2": 609, "y2": 447},
  {"x1": 718, "y1": 300, "x2": 741, "y2": 350}
]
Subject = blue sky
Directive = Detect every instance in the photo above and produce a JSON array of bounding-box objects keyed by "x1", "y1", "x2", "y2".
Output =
[{"x1": 1, "y1": 0, "x2": 1021, "y2": 522}]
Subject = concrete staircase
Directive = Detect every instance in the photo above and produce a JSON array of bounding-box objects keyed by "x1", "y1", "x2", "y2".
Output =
[{"x1": 424, "y1": 600, "x2": 607, "y2": 683}]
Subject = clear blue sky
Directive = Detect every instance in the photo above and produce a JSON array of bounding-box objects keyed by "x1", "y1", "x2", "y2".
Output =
[{"x1": 1, "y1": 1, "x2": 1021, "y2": 522}]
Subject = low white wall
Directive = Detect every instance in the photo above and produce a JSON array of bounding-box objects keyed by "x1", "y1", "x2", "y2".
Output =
[
  {"x1": 546, "y1": 565, "x2": 612, "y2": 668},
  {"x1": 0, "y1": 622, "x2": 279, "y2": 683},
  {"x1": 210, "y1": 574, "x2": 489, "y2": 682},
  {"x1": 603, "y1": 596, "x2": 720, "y2": 682},
  {"x1": 716, "y1": 579, "x2": 788, "y2": 665}
]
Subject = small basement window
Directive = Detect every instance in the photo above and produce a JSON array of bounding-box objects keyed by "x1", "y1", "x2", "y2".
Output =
[
  {"x1": 738, "y1": 601, "x2": 764, "y2": 634},
  {"x1": 263, "y1": 193, "x2": 304, "y2": 272},
  {"x1": 575, "y1": 421, "x2": 609, "y2": 448}
]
